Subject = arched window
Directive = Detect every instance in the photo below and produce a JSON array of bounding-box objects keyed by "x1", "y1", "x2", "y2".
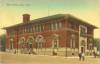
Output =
[
  {"x1": 27, "y1": 36, "x2": 34, "y2": 49},
  {"x1": 52, "y1": 34, "x2": 59, "y2": 49},
  {"x1": 18, "y1": 37, "x2": 25, "y2": 49},
  {"x1": 35, "y1": 35, "x2": 45, "y2": 48}
]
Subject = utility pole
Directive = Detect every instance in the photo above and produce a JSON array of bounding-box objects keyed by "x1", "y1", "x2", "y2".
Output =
[{"x1": 66, "y1": 41, "x2": 67, "y2": 57}]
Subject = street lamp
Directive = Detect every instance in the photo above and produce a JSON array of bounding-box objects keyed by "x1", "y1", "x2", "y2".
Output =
[{"x1": 10, "y1": 38, "x2": 13, "y2": 49}]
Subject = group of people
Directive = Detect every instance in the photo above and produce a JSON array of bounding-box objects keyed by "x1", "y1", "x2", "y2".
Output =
[{"x1": 78, "y1": 51, "x2": 100, "y2": 61}]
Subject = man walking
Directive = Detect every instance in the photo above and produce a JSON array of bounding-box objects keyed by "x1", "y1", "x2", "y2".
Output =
[
  {"x1": 78, "y1": 53, "x2": 82, "y2": 61},
  {"x1": 79, "y1": 52, "x2": 85, "y2": 61},
  {"x1": 82, "y1": 52, "x2": 85, "y2": 61}
]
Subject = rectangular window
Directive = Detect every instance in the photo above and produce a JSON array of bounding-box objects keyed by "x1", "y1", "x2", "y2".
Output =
[
  {"x1": 24, "y1": 27, "x2": 26, "y2": 33},
  {"x1": 23, "y1": 27, "x2": 25, "y2": 33},
  {"x1": 29, "y1": 27, "x2": 33, "y2": 33},
  {"x1": 28, "y1": 26, "x2": 30, "y2": 33},
  {"x1": 48, "y1": 23, "x2": 51, "y2": 30},
  {"x1": 70, "y1": 39, "x2": 75, "y2": 49},
  {"x1": 80, "y1": 26, "x2": 87, "y2": 36},
  {"x1": 27, "y1": 27, "x2": 30, "y2": 33},
  {"x1": 50, "y1": 22, "x2": 62, "y2": 31},
  {"x1": 58, "y1": 22, "x2": 62, "y2": 29},
  {"x1": 41, "y1": 25, "x2": 44, "y2": 32},
  {"x1": 35, "y1": 25, "x2": 38, "y2": 32},
  {"x1": 32, "y1": 26, "x2": 35, "y2": 32},
  {"x1": 38, "y1": 25, "x2": 40, "y2": 32},
  {"x1": 34, "y1": 24, "x2": 44, "y2": 32},
  {"x1": 51, "y1": 23, "x2": 54, "y2": 30},
  {"x1": 39, "y1": 25, "x2": 43, "y2": 32},
  {"x1": 55, "y1": 22, "x2": 58, "y2": 30}
]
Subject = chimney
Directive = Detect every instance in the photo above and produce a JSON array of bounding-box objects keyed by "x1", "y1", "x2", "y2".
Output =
[{"x1": 23, "y1": 14, "x2": 30, "y2": 23}]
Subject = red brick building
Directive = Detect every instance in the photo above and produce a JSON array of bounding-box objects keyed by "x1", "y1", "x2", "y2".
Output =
[{"x1": 3, "y1": 14, "x2": 97, "y2": 56}]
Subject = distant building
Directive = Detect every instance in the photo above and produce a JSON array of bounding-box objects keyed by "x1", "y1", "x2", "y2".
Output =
[{"x1": 3, "y1": 14, "x2": 97, "y2": 56}]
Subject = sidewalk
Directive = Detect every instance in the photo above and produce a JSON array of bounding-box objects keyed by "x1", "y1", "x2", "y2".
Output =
[
  {"x1": 0, "y1": 52, "x2": 100, "y2": 64},
  {"x1": 0, "y1": 51, "x2": 94, "y2": 58}
]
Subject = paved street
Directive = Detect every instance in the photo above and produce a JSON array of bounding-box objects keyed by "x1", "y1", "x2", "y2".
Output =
[{"x1": 0, "y1": 52, "x2": 100, "y2": 64}]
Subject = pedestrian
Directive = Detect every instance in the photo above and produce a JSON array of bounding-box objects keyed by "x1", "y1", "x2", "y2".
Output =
[
  {"x1": 78, "y1": 53, "x2": 82, "y2": 61},
  {"x1": 82, "y1": 53, "x2": 85, "y2": 61},
  {"x1": 97, "y1": 51, "x2": 100, "y2": 57},
  {"x1": 97, "y1": 51, "x2": 100, "y2": 55},
  {"x1": 93, "y1": 51, "x2": 96, "y2": 58},
  {"x1": 14, "y1": 49, "x2": 16, "y2": 54}
]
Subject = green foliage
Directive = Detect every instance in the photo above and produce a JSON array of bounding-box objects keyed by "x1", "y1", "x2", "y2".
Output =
[
  {"x1": 0, "y1": 34, "x2": 6, "y2": 51},
  {"x1": 94, "y1": 38, "x2": 100, "y2": 51}
]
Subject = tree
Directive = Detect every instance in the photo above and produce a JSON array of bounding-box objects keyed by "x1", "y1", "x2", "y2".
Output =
[
  {"x1": 94, "y1": 38, "x2": 100, "y2": 51},
  {"x1": 0, "y1": 34, "x2": 6, "y2": 51}
]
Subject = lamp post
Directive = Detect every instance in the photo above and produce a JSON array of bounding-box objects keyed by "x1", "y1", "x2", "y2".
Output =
[
  {"x1": 66, "y1": 34, "x2": 68, "y2": 57},
  {"x1": 10, "y1": 38, "x2": 13, "y2": 53},
  {"x1": 66, "y1": 41, "x2": 67, "y2": 57},
  {"x1": 10, "y1": 38, "x2": 13, "y2": 49}
]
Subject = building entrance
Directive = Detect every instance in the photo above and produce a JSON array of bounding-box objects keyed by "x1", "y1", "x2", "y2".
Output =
[{"x1": 81, "y1": 47, "x2": 85, "y2": 53}]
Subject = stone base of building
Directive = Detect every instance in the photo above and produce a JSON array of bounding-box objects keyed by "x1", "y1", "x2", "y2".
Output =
[{"x1": 6, "y1": 48, "x2": 93, "y2": 57}]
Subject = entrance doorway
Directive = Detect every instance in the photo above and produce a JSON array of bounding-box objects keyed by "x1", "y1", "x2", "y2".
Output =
[
  {"x1": 80, "y1": 40, "x2": 85, "y2": 53},
  {"x1": 81, "y1": 47, "x2": 85, "y2": 53},
  {"x1": 52, "y1": 34, "x2": 59, "y2": 56},
  {"x1": 27, "y1": 36, "x2": 34, "y2": 54},
  {"x1": 18, "y1": 37, "x2": 26, "y2": 53}
]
